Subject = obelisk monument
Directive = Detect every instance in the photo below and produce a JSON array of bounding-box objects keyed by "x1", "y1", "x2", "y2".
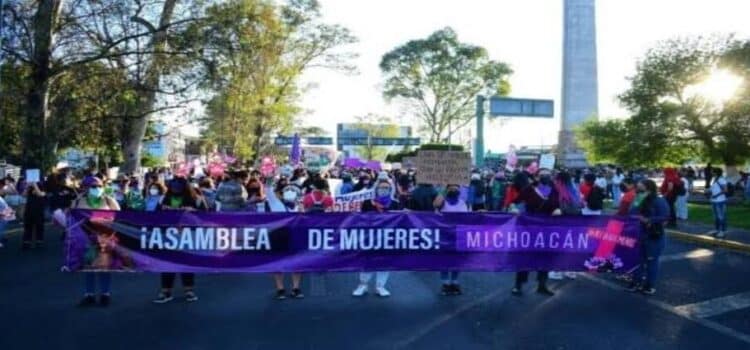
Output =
[{"x1": 559, "y1": 0, "x2": 599, "y2": 168}]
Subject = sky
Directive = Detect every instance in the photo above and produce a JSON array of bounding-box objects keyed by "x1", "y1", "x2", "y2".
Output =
[{"x1": 295, "y1": 0, "x2": 750, "y2": 153}]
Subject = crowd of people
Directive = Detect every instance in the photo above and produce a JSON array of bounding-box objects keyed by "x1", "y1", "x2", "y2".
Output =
[{"x1": 0, "y1": 160, "x2": 740, "y2": 308}]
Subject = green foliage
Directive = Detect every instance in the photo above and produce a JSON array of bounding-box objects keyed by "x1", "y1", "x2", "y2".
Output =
[
  {"x1": 197, "y1": 0, "x2": 356, "y2": 162},
  {"x1": 380, "y1": 27, "x2": 512, "y2": 142},
  {"x1": 384, "y1": 143, "x2": 464, "y2": 163},
  {"x1": 578, "y1": 36, "x2": 750, "y2": 167},
  {"x1": 141, "y1": 153, "x2": 164, "y2": 169},
  {"x1": 352, "y1": 114, "x2": 401, "y2": 161}
]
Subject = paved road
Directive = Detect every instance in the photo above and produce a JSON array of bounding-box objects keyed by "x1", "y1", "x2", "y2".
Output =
[{"x1": 1, "y1": 224, "x2": 749, "y2": 350}]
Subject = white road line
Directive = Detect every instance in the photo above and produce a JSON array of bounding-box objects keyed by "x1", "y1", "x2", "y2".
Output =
[
  {"x1": 674, "y1": 292, "x2": 750, "y2": 319},
  {"x1": 660, "y1": 248, "x2": 715, "y2": 262},
  {"x1": 581, "y1": 274, "x2": 750, "y2": 345}
]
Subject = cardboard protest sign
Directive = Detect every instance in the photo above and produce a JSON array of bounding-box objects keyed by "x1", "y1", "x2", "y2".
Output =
[
  {"x1": 414, "y1": 150, "x2": 471, "y2": 186},
  {"x1": 403, "y1": 157, "x2": 417, "y2": 169},
  {"x1": 539, "y1": 153, "x2": 556, "y2": 170}
]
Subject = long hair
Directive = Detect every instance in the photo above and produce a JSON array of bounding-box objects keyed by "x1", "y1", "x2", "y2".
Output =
[
  {"x1": 555, "y1": 171, "x2": 582, "y2": 206},
  {"x1": 639, "y1": 179, "x2": 658, "y2": 216}
]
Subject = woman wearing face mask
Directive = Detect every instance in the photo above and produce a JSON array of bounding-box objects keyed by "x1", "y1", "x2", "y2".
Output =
[
  {"x1": 510, "y1": 169, "x2": 561, "y2": 297},
  {"x1": 143, "y1": 182, "x2": 166, "y2": 212},
  {"x1": 246, "y1": 178, "x2": 270, "y2": 212},
  {"x1": 73, "y1": 176, "x2": 121, "y2": 307},
  {"x1": 433, "y1": 184, "x2": 469, "y2": 296},
  {"x1": 271, "y1": 183, "x2": 305, "y2": 300},
  {"x1": 626, "y1": 179, "x2": 669, "y2": 295},
  {"x1": 352, "y1": 174, "x2": 372, "y2": 192},
  {"x1": 152, "y1": 177, "x2": 204, "y2": 304},
  {"x1": 352, "y1": 180, "x2": 403, "y2": 297}
]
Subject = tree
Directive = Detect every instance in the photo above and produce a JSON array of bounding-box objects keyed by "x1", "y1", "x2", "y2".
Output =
[
  {"x1": 352, "y1": 113, "x2": 400, "y2": 161},
  {"x1": 577, "y1": 36, "x2": 750, "y2": 173},
  {"x1": 197, "y1": 0, "x2": 356, "y2": 162},
  {"x1": 380, "y1": 27, "x2": 512, "y2": 143}
]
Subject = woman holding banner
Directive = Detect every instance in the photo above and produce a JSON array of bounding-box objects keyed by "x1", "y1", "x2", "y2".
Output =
[
  {"x1": 510, "y1": 168, "x2": 560, "y2": 297},
  {"x1": 73, "y1": 176, "x2": 121, "y2": 307},
  {"x1": 152, "y1": 177, "x2": 204, "y2": 304},
  {"x1": 271, "y1": 182, "x2": 305, "y2": 300},
  {"x1": 627, "y1": 179, "x2": 669, "y2": 295},
  {"x1": 433, "y1": 184, "x2": 470, "y2": 296},
  {"x1": 352, "y1": 179, "x2": 402, "y2": 297}
]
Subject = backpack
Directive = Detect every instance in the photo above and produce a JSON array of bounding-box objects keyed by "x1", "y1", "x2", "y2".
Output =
[
  {"x1": 587, "y1": 187, "x2": 605, "y2": 211},
  {"x1": 726, "y1": 182, "x2": 736, "y2": 197}
]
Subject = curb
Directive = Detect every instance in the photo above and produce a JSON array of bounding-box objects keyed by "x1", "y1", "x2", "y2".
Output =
[{"x1": 667, "y1": 229, "x2": 750, "y2": 254}]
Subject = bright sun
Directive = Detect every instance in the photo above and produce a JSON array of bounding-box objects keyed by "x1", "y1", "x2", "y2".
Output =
[{"x1": 684, "y1": 68, "x2": 744, "y2": 104}]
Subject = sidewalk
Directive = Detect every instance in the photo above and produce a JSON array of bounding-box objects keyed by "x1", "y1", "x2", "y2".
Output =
[{"x1": 668, "y1": 220, "x2": 750, "y2": 253}]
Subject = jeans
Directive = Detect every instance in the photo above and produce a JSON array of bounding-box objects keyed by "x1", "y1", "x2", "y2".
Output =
[
  {"x1": 666, "y1": 197, "x2": 677, "y2": 226},
  {"x1": 23, "y1": 212, "x2": 44, "y2": 243},
  {"x1": 634, "y1": 235, "x2": 666, "y2": 288},
  {"x1": 613, "y1": 185, "x2": 622, "y2": 206},
  {"x1": 359, "y1": 272, "x2": 389, "y2": 287},
  {"x1": 712, "y1": 202, "x2": 728, "y2": 232},
  {"x1": 440, "y1": 271, "x2": 460, "y2": 284},
  {"x1": 515, "y1": 271, "x2": 549, "y2": 287},
  {"x1": 0, "y1": 220, "x2": 8, "y2": 242},
  {"x1": 84, "y1": 272, "x2": 112, "y2": 295},
  {"x1": 161, "y1": 273, "x2": 195, "y2": 290}
]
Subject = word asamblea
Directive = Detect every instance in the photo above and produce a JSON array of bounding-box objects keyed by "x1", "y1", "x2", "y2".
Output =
[
  {"x1": 140, "y1": 227, "x2": 271, "y2": 251},
  {"x1": 308, "y1": 228, "x2": 441, "y2": 251}
]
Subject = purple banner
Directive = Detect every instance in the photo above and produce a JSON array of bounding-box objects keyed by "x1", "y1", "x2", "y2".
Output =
[{"x1": 64, "y1": 210, "x2": 642, "y2": 273}]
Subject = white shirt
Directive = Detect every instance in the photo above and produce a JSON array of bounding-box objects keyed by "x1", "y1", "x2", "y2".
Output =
[
  {"x1": 612, "y1": 174, "x2": 624, "y2": 185},
  {"x1": 710, "y1": 177, "x2": 728, "y2": 203},
  {"x1": 441, "y1": 199, "x2": 469, "y2": 213}
]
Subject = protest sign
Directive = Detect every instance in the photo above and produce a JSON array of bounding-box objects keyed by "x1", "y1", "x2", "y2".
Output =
[
  {"x1": 402, "y1": 157, "x2": 417, "y2": 169},
  {"x1": 414, "y1": 150, "x2": 471, "y2": 186},
  {"x1": 539, "y1": 153, "x2": 556, "y2": 170},
  {"x1": 25, "y1": 169, "x2": 40, "y2": 183},
  {"x1": 333, "y1": 188, "x2": 374, "y2": 212},
  {"x1": 65, "y1": 210, "x2": 641, "y2": 273}
]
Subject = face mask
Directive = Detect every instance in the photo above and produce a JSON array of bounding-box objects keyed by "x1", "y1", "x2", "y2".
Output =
[
  {"x1": 88, "y1": 187, "x2": 104, "y2": 198},
  {"x1": 376, "y1": 188, "x2": 391, "y2": 197},
  {"x1": 283, "y1": 191, "x2": 297, "y2": 203},
  {"x1": 446, "y1": 190, "x2": 459, "y2": 200},
  {"x1": 149, "y1": 188, "x2": 159, "y2": 196}
]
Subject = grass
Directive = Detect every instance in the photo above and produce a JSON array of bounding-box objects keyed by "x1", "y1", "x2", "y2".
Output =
[{"x1": 688, "y1": 202, "x2": 750, "y2": 231}]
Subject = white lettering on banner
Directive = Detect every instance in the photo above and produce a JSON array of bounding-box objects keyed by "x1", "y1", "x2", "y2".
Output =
[
  {"x1": 140, "y1": 227, "x2": 272, "y2": 251},
  {"x1": 461, "y1": 230, "x2": 590, "y2": 251},
  {"x1": 301, "y1": 228, "x2": 442, "y2": 251}
]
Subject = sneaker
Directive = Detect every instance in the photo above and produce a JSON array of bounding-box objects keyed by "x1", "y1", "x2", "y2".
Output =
[
  {"x1": 716, "y1": 231, "x2": 726, "y2": 239},
  {"x1": 0, "y1": 242, "x2": 4, "y2": 248},
  {"x1": 78, "y1": 294, "x2": 96, "y2": 307},
  {"x1": 185, "y1": 291, "x2": 198, "y2": 302},
  {"x1": 152, "y1": 292, "x2": 174, "y2": 304},
  {"x1": 511, "y1": 286, "x2": 523, "y2": 296},
  {"x1": 616, "y1": 274, "x2": 633, "y2": 282},
  {"x1": 291, "y1": 288, "x2": 304, "y2": 299},
  {"x1": 708, "y1": 230, "x2": 719, "y2": 236},
  {"x1": 275, "y1": 289, "x2": 287, "y2": 300},
  {"x1": 626, "y1": 282, "x2": 641, "y2": 293},
  {"x1": 564, "y1": 272, "x2": 578, "y2": 279},
  {"x1": 537, "y1": 286, "x2": 555, "y2": 296},
  {"x1": 99, "y1": 294, "x2": 111, "y2": 307},
  {"x1": 548, "y1": 271, "x2": 564, "y2": 280},
  {"x1": 375, "y1": 286, "x2": 391, "y2": 298},
  {"x1": 440, "y1": 284, "x2": 452, "y2": 296},
  {"x1": 450, "y1": 284, "x2": 463, "y2": 296},
  {"x1": 641, "y1": 287, "x2": 656, "y2": 295},
  {"x1": 352, "y1": 284, "x2": 368, "y2": 297}
]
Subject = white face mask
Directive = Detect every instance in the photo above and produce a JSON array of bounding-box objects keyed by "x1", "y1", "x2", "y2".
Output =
[
  {"x1": 149, "y1": 188, "x2": 159, "y2": 196},
  {"x1": 282, "y1": 191, "x2": 297, "y2": 203}
]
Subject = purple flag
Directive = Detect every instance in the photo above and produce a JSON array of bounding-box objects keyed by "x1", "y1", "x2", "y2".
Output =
[{"x1": 289, "y1": 133, "x2": 301, "y2": 165}]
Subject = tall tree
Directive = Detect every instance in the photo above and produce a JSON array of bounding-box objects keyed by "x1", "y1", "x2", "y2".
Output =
[
  {"x1": 380, "y1": 27, "x2": 512, "y2": 143},
  {"x1": 196, "y1": 0, "x2": 355, "y2": 162},
  {"x1": 577, "y1": 36, "x2": 750, "y2": 173}
]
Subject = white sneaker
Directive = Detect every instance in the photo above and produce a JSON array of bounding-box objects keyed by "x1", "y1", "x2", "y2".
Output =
[
  {"x1": 716, "y1": 231, "x2": 726, "y2": 239},
  {"x1": 548, "y1": 271, "x2": 564, "y2": 280},
  {"x1": 564, "y1": 272, "x2": 578, "y2": 279},
  {"x1": 0, "y1": 242, "x2": 4, "y2": 248},
  {"x1": 375, "y1": 286, "x2": 391, "y2": 297},
  {"x1": 352, "y1": 284, "x2": 368, "y2": 297},
  {"x1": 708, "y1": 230, "x2": 718, "y2": 236}
]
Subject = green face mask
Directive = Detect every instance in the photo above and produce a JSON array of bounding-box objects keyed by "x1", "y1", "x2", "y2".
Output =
[{"x1": 632, "y1": 193, "x2": 647, "y2": 208}]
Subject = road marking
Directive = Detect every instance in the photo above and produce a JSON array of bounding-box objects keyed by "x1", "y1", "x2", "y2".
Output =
[
  {"x1": 581, "y1": 274, "x2": 750, "y2": 345},
  {"x1": 674, "y1": 292, "x2": 750, "y2": 318},
  {"x1": 660, "y1": 248, "x2": 714, "y2": 262}
]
